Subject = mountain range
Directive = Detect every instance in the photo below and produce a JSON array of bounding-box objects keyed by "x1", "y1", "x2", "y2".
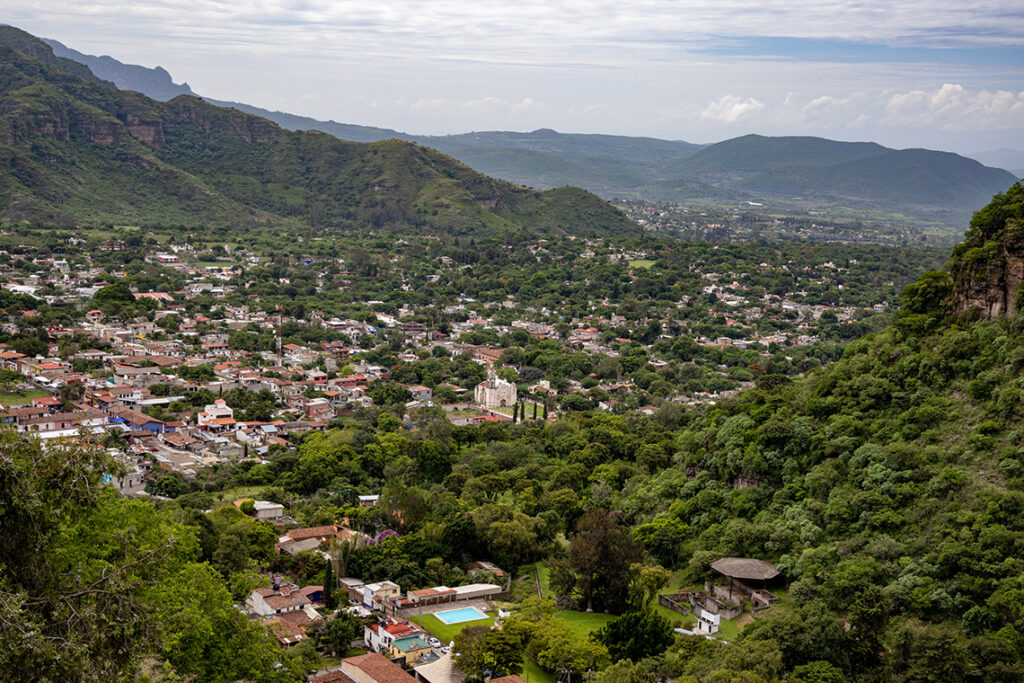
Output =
[
  {"x1": 42, "y1": 35, "x2": 1020, "y2": 230},
  {"x1": 0, "y1": 27, "x2": 636, "y2": 238}
]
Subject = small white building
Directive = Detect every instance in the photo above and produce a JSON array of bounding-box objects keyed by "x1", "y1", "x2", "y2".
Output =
[
  {"x1": 362, "y1": 580, "x2": 402, "y2": 610},
  {"x1": 452, "y1": 583, "x2": 503, "y2": 601},
  {"x1": 253, "y1": 500, "x2": 284, "y2": 521},
  {"x1": 696, "y1": 608, "x2": 720, "y2": 635},
  {"x1": 197, "y1": 398, "x2": 234, "y2": 428}
]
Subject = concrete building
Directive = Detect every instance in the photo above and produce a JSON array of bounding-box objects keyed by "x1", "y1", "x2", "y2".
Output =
[{"x1": 473, "y1": 369, "x2": 516, "y2": 409}]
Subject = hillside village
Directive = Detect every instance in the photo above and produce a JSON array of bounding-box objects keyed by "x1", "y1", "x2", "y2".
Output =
[{"x1": 0, "y1": 232, "x2": 940, "y2": 490}]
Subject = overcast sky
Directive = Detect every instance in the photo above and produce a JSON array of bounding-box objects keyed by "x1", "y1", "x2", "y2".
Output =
[{"x1": 4, "y1": 1, "x2": 1023, "y2": 153}]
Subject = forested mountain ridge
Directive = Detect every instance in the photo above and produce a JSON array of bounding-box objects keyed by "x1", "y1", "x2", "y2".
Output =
[
  {"x1": 39, "y1": 31, "x2": 1019, "y2": 230},
  {"x1": 0, "y1": 27, "x2": 637, "y2": 238}
]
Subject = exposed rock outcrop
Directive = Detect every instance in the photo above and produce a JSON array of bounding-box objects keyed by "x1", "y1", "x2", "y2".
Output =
[{"x1": 950, "y1": 182, "x2": 1024, "y2": 319}]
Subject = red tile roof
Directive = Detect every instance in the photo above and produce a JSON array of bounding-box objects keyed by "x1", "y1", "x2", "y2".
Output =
[{"x1": 342, "y1": 652, "x2": 416, "y2": 683}]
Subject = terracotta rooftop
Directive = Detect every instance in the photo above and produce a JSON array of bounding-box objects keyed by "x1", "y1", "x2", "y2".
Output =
[
  {"x1": 264, "y1": 591, "x2": 311, "y2": 610},
  {"x1": 285, "y1": 525, "x2": 340, "y2": 541},
  {"x1": 342, "y1": 652, "x2": 417, "y2": 683}
]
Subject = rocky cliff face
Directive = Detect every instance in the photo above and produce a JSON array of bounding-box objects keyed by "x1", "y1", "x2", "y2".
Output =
[{"x1": 950, "y1": 183, "x2": 1024, "y2": 319}]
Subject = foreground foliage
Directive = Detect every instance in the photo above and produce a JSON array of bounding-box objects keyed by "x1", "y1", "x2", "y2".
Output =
[{"x1": 0, "y1": 431, "x2": 303, "y2": 681}]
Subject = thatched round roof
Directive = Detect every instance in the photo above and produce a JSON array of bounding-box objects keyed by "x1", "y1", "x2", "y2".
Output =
[{"x1": 710, "y1": 557, "x2": 780, "y2": 581}]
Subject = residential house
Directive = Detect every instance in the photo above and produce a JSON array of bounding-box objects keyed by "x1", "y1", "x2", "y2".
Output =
[
  {"x1": 248, "y1": 582, "x2": 314, "y2": 617},
  {"x1": 197, "y1": 399, "x2": 235, "y2": 431},
  {"x1": 251, "y1": 500, "x2": 285, "y2": 521},
  {"x1": 363, "y1": 618, "x2": 432, "y2": 666},
  {"x1": 276, "y1": 524, "x2": 368, "y2": 555},
  {"x1": 361, "y1": 581, "x2": 401, "y2": 611},
  {"x1": 310, "y1": 652, "x2": 417, "y2": 683},
  {"x1": 115, "y1": 408, "x2": 171, "y2": 434},
  {"x1": 409, "y1": 385, "x2": 432, "y2": 402}
]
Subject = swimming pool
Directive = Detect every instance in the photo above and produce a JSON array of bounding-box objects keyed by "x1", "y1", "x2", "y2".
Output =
[{"x1": 434, "y1": 607, "x2": 489, "y2": 625}]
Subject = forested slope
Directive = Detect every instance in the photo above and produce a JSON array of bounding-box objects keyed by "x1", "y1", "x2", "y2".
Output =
[{"x1": 0, "y1": 27, "x2": 637, "y2": 239}]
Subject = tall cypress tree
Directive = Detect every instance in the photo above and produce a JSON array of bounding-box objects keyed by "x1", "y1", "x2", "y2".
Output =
[
  {"x1": 513, "y1": 402, "x2": 519, "y2": 423},
  {"x1": 324, "y1": 559, "x2": 336, "y2": 610}
]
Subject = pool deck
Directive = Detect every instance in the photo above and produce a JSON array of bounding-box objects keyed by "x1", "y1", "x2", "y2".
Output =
[
  {"x1": 401, "y1": 598, "x2": 493, "y2": 619},
  {"x1": 435, "y1": 607, "x2": 488, "y2": 624}
]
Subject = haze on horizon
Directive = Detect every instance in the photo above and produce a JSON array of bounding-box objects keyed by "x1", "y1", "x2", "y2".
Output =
[{"x1": 3, "y1": 1, "x2": 1023, "y2": 155}]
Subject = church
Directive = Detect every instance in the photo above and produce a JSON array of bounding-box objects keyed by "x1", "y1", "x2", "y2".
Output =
[{"x1": 474, "y1": 369, "x2": 517, "y2": 408}]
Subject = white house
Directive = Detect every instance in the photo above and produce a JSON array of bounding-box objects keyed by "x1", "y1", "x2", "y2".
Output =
[
  {"x1": 197, "y1": 398, "x2": 234, "y2": 427},
  {"x1": 362, "y1": 580, "x2": 402, "y2": 610}
]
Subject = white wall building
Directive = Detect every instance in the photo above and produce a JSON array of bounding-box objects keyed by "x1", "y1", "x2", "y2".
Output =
[
  {"x1": 474, "y1": 369, "x2": 516, "y2": 408},
  {"x1": 197, "y1": 398, "x2": 234, "y2": 427}
]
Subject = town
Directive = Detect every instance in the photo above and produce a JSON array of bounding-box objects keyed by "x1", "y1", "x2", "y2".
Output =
[
  {"x1": 0, "y1": 226, "x2": 942, "y2": 471},
  {"x1": 0, "y1": 223, "x2": 955, "y2": 681}
]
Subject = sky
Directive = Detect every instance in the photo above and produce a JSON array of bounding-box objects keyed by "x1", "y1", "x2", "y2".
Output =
[{"x1": 3, "y1": 1, "x2": 1023, "y2": 154}]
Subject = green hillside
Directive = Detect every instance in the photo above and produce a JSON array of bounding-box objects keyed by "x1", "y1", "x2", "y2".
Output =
[
  {"x1": 0, "y1": 28, "x2": 637, "y2": 239},
  {"x1": 662, "y1": 133, "x2": 887, "y2": 175},
  {"x1": 604, "y1": 183, "x2": 1024, "y2": 680},
  {"x1": 37, "y1": 34, "x2": 1018, "y2": 231},
  {"x1": 665, "y1": 135, "x2": 1018, "y2": 219}
]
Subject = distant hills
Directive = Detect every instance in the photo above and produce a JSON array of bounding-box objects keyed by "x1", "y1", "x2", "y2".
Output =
[
  {"x1": 0, "y1": 27, "x2": 637, "y2": 238},
  {"x1": 965, "y1": 148, "x2": 1024, "y2": 179},
  {"x1": 41, "y1": 31, "x2": 1020, "y2": 229}
]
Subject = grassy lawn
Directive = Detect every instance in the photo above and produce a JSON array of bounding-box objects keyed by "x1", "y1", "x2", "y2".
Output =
[
  {"x1": 0, "y1": 389, "x2": 50, "y2": 406},
  {"x1": 552, "y1": 610, "x2": 614, "y2": 639},
  {"x1": 629, "y1": 259, "x2": 655, "y2": 268},
  {"x1": 654, "y1": 602, "x2": 690, "y2": 625},
  {"x1": 409, "y1": 611, "x2": 496, "y2": 645},
  {"x1": 715, "y1": 616, "x2": 742, "y2": 641},
  {"x1": 522, "y1": 655, "x2": 556, "y2": 683},
  {"x1": 209, "y1": 485, "x2": 270, "y2": 504},
  {"x1": 536, "y1": 564, "x2": 550, "y2": 598}
]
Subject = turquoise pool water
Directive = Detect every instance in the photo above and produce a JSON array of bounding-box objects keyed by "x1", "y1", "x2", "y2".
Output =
[{"x1": 434, "y1": 607, "x2": 488, "y2": 624}]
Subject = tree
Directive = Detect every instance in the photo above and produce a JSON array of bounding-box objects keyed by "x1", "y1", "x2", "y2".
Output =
[
  {"x1": 0, "y1": 369, "x2": 22, "y2": 392},
  {"x1": 0, "y1": 427, "x2": 300, "y2": 681},
  {"x1": 453, "y1": 625, "x2": 524, "y2": 678},
  {"x1": 550, "y1": 509, "x2": 641, "y2": 613},
  {"x1": 594, "y1": 610, "x2": 675, "y2": 662},
  {"x1": 92, "y1": 281, "x2": 135, "y2": 304},
  {"x1": 528, "y1": 620, "x2": 607, "y2": 679},
  {"x1": 324, "y1": 558, "x2": 336, "y2": 610},
  {"x1": 627, "y1": 563, "x2": 671, "y2": 612},
  {"x1": 329, "y1": 537, "x2": 359, "y2": 579},
  {"x1": 316, "y1": 611, "x2": 362, "y2": 656}
]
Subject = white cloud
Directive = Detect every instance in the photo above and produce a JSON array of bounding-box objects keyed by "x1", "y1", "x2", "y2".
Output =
[
  {"x1": 410, "y1": 96, "x2": 544, "y2": 114},
  {"x1": 701, "y1": 95, "x2": 765, "y2": 123},
  {"x1": 3, "y1": 2, "x2": 1021, "y2": 148},
  {"x1": 883, "y1": 84, "x2": 1024, "y2": 129},
  {"x1": 10, "y1": 0, "x2": 1024, "y2": 66}
]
